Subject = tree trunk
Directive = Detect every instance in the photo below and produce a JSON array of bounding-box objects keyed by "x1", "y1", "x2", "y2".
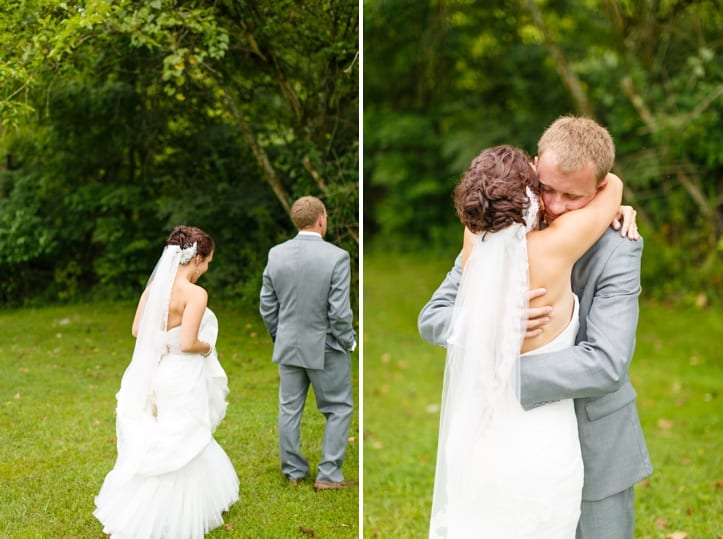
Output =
[
  {"x1": 224, "y1": 88, "x2": 292, "y2": 216},
  {"x1": 524, "y1": 0, "x2": 595, "y2": 118}
]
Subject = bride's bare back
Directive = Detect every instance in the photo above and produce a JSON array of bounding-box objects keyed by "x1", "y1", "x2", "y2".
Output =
[
  {"x1": 523, "y1": 174, "x2": 622, "y2": 353},
  {"x1": 461, "y1": 173, "x2": 623, "y2": 354},
  {"x1": 132, "y1": 268, "x2": 210, "y2": 355}
]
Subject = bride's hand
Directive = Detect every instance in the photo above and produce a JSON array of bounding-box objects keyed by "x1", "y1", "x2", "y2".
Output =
[
  {"x1": 611, "y1": 205, "x2": 640, "y2": 240},
  {"x1": 526, "y1": 288, "x2": 552, "y2": 338}
]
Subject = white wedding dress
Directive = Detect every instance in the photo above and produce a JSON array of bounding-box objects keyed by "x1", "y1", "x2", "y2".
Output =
[
  {"x1": 430, "y1": 226, "x2": 583, "y2": 538},
  {"x1": 95, "y1": 308, "x2": 239, "y2": 539}
]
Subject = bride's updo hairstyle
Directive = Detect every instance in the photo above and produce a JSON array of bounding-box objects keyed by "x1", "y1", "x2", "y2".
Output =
[
  {"x1": 166, "y1": 226, "x2": 215, "y2": 259},
  {"x1": 454, "y1": 145, "x2": 540, "y2": 234}
]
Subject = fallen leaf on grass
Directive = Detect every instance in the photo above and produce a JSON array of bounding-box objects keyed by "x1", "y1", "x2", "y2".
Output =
[
  {"x1": 425, "y1": 403, "x2": 440, "y2": 414},
  {"x1": 224, "y1": 523, "x2": 234, "y2": 531},
  {"x1": 655, "y1": 517, "x2": 667, "y2": 529},
  {"x1": 365, "y1": 431, "x2": 384, "y2": 450},
  {"x1": 657, "y1": 418, "x2": 674, "y2": 429},
  {"x1": 667, "y1": 532, "x2": 688, "y2": 539},
  {"x1": 715, "y1": 480, "x2": 723, "y2": 491},
  {"x1": 299, "y1": 526, "x2": 315, "y2": 536},
  {"x1": 640, "y1": 399, "x2": 655, "y2": 408}
]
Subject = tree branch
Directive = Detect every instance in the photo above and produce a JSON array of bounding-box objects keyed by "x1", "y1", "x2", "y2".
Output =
[
  {"x1": 524, "y1": 0, "x2": 595, "y2": 118},
  {"x1": 302, "y1": 156, "x2": 329, "y2": 194},
  {"x1": 621, "y1": 76, "x2": 719, "y2": 237},
  {"x1": 223, "y1": 87, "x2": 291, "y2": 216}
]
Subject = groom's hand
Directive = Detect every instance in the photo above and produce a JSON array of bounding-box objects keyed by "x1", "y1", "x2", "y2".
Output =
[{"x1": 526, "y1": 288, "x2": 552, "y2": 338}]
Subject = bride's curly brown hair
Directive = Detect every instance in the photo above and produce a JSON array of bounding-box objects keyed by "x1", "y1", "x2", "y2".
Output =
[
  {"x1": 166, "y1": 226, "x2": 215, "y2": 259},
  {"x1": 454, "y1": 145, "x2": 541, "y2": 234}
]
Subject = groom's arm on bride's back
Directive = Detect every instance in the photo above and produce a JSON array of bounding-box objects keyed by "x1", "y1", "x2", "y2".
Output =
[
  {"x1": 418, "y1": 254, "x2": 463, "y2": 347},
  {"x1": 418, "y1": 255, "x2": 554, "y2": 347},
  {"x1": 519, "y1": 235, "x2": 643, "y2": 409}
]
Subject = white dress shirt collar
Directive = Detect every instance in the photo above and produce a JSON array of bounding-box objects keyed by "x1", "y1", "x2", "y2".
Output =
[{"x1": 297, "y1": 231, "x2": 322, "y2": 238}]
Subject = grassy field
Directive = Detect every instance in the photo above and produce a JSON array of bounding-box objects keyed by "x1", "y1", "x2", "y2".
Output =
[
  {"x1": 1, "y1": 301, "x2": 359, "y2": 538},
  {"x1": 362, "y1": 251, "x2": 722, "y2": 538}
]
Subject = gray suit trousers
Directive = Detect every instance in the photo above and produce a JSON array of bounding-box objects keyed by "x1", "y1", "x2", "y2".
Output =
[
  {"x1": 278, "y1": 348, "x2": 353, "y2": 482},
  {"x1": 578, "y1": 487, "x2": 634, "y2": 539}
]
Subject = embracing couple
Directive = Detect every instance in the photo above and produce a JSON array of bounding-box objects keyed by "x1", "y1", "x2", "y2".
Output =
[
  {"x1": 93, "y1": 197, "x2": 356, "y2": 538},
  {"x1": 419, "y1": 116, "x2": 653, "y2": 538}
]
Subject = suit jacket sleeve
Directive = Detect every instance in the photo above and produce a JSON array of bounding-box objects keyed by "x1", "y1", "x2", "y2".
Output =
[
  {"x1": 259, "y1": 262, "x2": 279, "y2": 340},
  {"x1": 519, "y1": 237, "x2": 643, "y2": 409},
  {"x1": 328, "y1": 251, "x2": 356, "y2": 351},
  {"x1": 417, "y1": 253, "x2": 463, "y2": 347}
]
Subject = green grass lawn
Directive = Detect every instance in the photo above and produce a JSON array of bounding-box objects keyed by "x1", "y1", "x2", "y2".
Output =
[
  {"x1": 362, "y1": 251, "x2": 722, "y2": 538},
  {"x1": 1, "y1": 301, "x2": 359, "y2": 538}
]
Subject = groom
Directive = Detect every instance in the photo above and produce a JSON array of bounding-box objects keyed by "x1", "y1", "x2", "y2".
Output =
[
  {"x1": 260, "y1": 195, "x2": 357, "y2": 491},
  {"x1": 418, "y1": 116, "x2": 652, "y2": 538}
]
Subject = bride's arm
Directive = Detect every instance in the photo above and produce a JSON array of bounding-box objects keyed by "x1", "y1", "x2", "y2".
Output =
[
  {"x1": 461, "y1": 227, "x2": 474, "y2": 270},
  {"x1": 612, "y1": 205, "x2": 640, "y2": 240},
  {"x1": 533, "y1": 173, "x2": 623, "y2": 265},
  {"x1": 180, "y1": 286, "x2": 213, "y2": 355},
  {"x1": 131, "y1": 287, "x2": 151, "y2": 337}
]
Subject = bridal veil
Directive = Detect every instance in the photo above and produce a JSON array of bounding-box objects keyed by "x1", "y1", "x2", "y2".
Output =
[
  {"x1": 113, "y1": 245, "x2": 183, "y2": 479},
  {"x1": 429, "y1": 224, "x2": 529, "y2": 537}
]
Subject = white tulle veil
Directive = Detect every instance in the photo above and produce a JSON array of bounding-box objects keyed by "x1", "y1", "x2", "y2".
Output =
[
  {"x1": 113, "y1": 245, "x2": 184, "y2": 476},
  {"x1": 429, "y1": 190, "x2": 538, "y2": 537}
]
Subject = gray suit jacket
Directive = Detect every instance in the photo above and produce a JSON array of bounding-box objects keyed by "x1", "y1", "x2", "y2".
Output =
[
  {"x1": 418, "y1": 228, "x2": 652, "y2": 501},
  {"x1": 260, "y1": 233, "x2": 356, "y2": 369}
]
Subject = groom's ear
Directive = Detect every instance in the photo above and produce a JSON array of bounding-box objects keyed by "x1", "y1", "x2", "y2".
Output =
[{"x1": 596, "y1": 174, "x2": 610, "y2": 191}]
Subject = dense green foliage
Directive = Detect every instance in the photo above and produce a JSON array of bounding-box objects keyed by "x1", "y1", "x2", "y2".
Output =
[
  {"x1": 364, "y1": 0, "x2": 723, "y2": 302},
  {"x1": 1, "y1": 301, "x2": 359, "y2": 537},
  {"x1": 363, "y1": 251, "x2": 723, "y2": 538},
  {"x1": 0, "y1": 0, "x2": 359, "y2": 307}
]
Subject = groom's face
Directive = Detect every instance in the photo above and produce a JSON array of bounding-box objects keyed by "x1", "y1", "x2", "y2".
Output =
[{"x1": 535, "y1": 150, "x2": 601, "y2": 223}]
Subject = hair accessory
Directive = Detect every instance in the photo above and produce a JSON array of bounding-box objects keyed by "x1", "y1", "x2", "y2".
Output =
[
  {"x1": 523, "y1": 187, "x2": 539, "y2": 233},
  {"x1": 179, "y1": 242, "x2": 197, "y2": 265}
]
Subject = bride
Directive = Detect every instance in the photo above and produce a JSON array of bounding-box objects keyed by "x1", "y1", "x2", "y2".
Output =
[
  {"x1": 429, "y1": 145, "x2": 622, "y2": 537},
  {"x1": 94, "y1": 226, "x2": 239, "y2": 538}
]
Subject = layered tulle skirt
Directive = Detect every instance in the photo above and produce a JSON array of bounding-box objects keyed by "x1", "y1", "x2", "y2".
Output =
[
  {"x1": 94, "y1": 439, "x2": 238, "y2": 539},
  {"x1": 95, "y1": 314, "x2": 238, "y2": 538}
]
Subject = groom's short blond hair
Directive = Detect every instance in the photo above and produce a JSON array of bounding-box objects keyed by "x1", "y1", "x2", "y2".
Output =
[
  {"x1": 290, "y1": 196, "x2": 326, "y2": 230},
  {"x1": 537, "y1": 116, "x2": 615, "y2": 183}
]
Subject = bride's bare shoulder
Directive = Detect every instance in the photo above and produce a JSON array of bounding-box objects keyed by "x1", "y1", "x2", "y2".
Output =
[
  {"x1": 175, "y1": 280, "x2": 206, "y2": 299},
  {"x1": 187, "y1": 282, "x2": 208, "y2": 305}
]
